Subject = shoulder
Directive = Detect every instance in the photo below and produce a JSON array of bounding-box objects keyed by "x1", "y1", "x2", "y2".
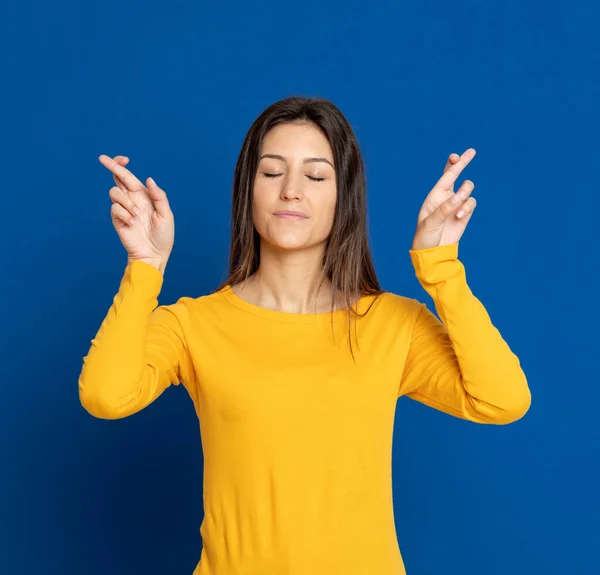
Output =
[
  {"x1": 367, "y1": 290, "x2": 423, "y2": 313},
  {"x1": 174, "y1": 287, "x2": 229, "y2": 311},
  {"x1": 154, "y1": 287, "x2": 231, "y2": 328},
  {"x1": 359, "y1": 290, "x2": 424, "y2": 325},
  {"x1": 350, "y1": 291, "x2": 426, "y2": 343}
]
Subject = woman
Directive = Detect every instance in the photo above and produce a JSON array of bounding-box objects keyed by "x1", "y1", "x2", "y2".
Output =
[{"x1": 79, "y1": 96, "x2": 531, "y2": 575}]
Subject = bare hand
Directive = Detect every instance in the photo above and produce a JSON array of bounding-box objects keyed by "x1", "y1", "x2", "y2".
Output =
[
  {"x1": 411, "y1": 148, "x2": 477, "y2": 250},
  {"x1": 99, "y1": 155, "x2": 175, "y2": 270}
]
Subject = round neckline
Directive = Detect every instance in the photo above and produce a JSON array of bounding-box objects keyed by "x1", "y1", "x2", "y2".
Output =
[{"x1": 218, "y1": 284, "x2": 370, "y2": 324}]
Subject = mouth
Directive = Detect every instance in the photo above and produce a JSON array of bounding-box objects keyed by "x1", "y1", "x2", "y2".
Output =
[{"x1": 273, "y1": 211, "x2": 309, "y2": 220}]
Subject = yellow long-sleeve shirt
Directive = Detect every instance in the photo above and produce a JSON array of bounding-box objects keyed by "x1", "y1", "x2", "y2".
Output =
[{"x1": 78, "y1": 242, "x2": 531, "y2": 575}]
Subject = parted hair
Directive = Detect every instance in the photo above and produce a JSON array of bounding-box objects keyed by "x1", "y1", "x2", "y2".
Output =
[{"x1": 215, "y1": 95, "x2": 384, "y2": 358}]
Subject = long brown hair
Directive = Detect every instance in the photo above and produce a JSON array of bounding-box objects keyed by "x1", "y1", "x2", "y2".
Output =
[{"x1": 215, "y1": 95, "x2": 384, "y2": 359}]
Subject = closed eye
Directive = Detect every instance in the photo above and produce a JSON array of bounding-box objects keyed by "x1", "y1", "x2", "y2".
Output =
[{"x1": 263, "y1": 173, "x2": 325, "y2": 182}]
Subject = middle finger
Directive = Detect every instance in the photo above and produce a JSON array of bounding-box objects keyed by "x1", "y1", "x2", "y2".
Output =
[
  {"x1": 99, "y1": 155, "x2": 146, "y2": 192},
  {"x1": 112, "y1": 156, "x2": 129, "y2": 193},
  {"x1": 436, "y1": 148, "x2": 476, "y2": 191}
]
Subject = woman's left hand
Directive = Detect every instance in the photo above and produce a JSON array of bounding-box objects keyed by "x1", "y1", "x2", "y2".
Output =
[{"x1": 411, "y1": 148, "x2": 477, "y2": 250}]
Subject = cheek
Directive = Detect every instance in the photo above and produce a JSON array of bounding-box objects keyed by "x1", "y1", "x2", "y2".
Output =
[
  {"x1": 252, "y1": 186, "x2": 269, "y2": 227},
  {"x1": 315, "y1": 190, "x2": 337, "y2": 231}
]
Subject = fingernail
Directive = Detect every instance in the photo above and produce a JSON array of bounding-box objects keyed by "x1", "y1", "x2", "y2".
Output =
[
  {"x1": 148, "y1": 177, "x2": 155, "y2": 186},
  {"x1": 134, "y1": 207, "x2": 140, "y2": 216},
  {"x1": 457, "y1": 209, "x2": 465, "y2": 218}
]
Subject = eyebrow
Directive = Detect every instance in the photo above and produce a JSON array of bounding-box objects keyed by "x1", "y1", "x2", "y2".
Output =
[{"x1": 259, "y1": 153, "x2": 335, "y2": 169}]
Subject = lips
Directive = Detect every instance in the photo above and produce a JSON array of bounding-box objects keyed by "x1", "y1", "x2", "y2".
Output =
[{"x1": 273, "y1": 210, "x2": 309, "y2": 219}]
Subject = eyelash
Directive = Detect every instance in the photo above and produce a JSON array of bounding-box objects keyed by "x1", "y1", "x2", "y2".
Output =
[{"x1": 262, "y1": 173, "x2": 325, "y2": 182}]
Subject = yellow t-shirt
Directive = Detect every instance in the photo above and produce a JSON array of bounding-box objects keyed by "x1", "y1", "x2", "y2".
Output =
[{"x1": 78, "y1": 242, "x2": 531, "y2": 575}]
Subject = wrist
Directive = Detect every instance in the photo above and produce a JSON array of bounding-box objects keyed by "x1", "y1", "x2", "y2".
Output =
[{"x1": 129, "y1": 257, "x2": 168, "y2": 276}]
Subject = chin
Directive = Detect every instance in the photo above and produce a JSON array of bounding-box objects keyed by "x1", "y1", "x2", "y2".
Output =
[
  {"x1": 271, "y1": 237, "x2": 310, "y2": 251},
  {"x1": 262, "y1": 233, "x2": 323, "y2": 253}
]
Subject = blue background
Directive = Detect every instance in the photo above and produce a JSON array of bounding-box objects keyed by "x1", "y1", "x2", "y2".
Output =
[{"x1": 1, "y1": 0, "x2": 598, "y2": 573}]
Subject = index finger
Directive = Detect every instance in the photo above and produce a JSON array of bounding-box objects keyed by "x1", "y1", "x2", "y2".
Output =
[
  {"x1": 99, "y1": 155, "x2": 145, "y2": 192},
  {"x1": 436, "y1": 148, "x2": 476, "y2": 190},
  {"x1": 443, "y1": 153, "x2": 459, "y2": 174}
]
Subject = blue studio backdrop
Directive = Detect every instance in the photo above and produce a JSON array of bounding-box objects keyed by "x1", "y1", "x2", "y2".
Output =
[{"x1": 1, "y1": 0, "x2": 598, "y2": 573}]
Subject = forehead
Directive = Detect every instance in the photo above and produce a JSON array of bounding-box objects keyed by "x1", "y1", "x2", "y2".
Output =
[{"x1": 260, "y1": 122, "x2": 333, "y2": 159}]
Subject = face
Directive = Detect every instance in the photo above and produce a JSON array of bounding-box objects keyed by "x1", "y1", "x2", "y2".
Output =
[{"x1": 253, "y1": 122, "x2": 337, "y2": 252}]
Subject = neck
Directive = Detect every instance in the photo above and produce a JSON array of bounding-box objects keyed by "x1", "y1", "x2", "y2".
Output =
[{"x1": 235, "y1": 241, "x2": 336, "y2": 314}]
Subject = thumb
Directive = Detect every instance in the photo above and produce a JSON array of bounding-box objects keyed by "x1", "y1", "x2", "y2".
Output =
[{"x1": 146, "y1": 177, "x2": 171, "y2": 218}]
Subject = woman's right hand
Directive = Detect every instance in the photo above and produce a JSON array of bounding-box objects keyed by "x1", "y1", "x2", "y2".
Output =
[{"x1": 99, "y1": 155, "x2": 175, "y2": 273}]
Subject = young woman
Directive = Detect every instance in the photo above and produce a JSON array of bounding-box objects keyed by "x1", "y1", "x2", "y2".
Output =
[{"x1": 79, "y1": 96, "x2": 531, "y2": 575}]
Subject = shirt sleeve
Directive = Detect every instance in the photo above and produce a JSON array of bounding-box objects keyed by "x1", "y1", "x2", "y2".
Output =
[
  {"x1": 397, "y1": 242, "x2": 531, "y2": 424},
  {"x1": 78, "y1": 259, "x2": 196, "y2": 419}
]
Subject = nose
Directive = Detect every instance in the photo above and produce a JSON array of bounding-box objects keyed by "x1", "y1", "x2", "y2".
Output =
[{"x1": 279, "y1": 173, "x2": 303, "y2": 201}]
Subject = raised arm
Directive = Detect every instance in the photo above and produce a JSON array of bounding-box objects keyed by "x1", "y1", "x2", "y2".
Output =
[
  {"x1": 78, "y1": 260, "x2": 196, "y2": 419},
  {"x1": 397, "y1": 242, "x2": 531, "y2": 424},
  {"x1": 79, "y1": 154, "x2": 195, "y2": 418}
]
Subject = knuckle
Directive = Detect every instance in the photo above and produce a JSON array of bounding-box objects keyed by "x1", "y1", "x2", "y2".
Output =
[
  {"x1": 109, "y1": 186, "x2": 123, "y2": 199},
  {"x1": 463, "y1": 180, "x2": 475, "y2": 192}
]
